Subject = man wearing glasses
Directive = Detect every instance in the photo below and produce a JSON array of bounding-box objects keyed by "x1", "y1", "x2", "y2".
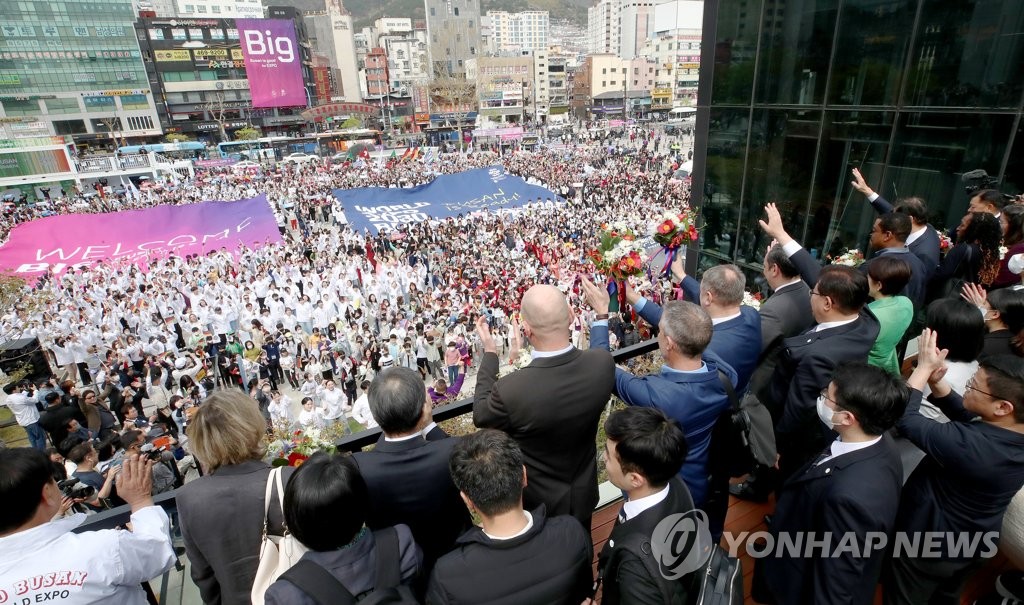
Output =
[{"x1": 885, "y1": 329, "x2": 1024, "y2": 604}]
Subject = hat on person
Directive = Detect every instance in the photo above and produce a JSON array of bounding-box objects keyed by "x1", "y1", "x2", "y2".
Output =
[{"x1": 174, "y1": 357, "x2": 187, "y2": 370}]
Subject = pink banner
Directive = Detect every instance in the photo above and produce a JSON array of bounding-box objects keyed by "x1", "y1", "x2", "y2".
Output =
[
  {"x1": 237, "y1": 18, "x2": 307, "y2": 109},
  {"x1": 0, "y1": 196, "x2": 282, "y2": 279}
]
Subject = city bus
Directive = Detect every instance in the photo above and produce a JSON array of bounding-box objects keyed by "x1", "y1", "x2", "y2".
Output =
[
  {"x1": 216, "y1": 136, "x2": 297, "y2": 161},
  {"x1": 301, "y1": 129, "x2": 382, "y2": 155},
  {"x1": 117, "y1": 142, "x2": 207, "y2": 160}
]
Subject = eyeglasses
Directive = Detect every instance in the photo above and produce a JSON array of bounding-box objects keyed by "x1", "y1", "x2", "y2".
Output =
[
  {"x1": 965, "y1": 375, "x2": 1008, "y2": 401},
  {"x1": 819, "y1": 388, "x2": 837, "y2": 405},
  {"x1": 809, "y1": 289, "x2": 827, "y2": 299}
]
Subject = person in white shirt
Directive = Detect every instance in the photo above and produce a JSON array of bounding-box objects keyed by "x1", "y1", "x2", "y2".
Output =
[
  {"x1": 350, "y1": 380, "x2": 377, "y2": 429},
  {"x1": 319, "y1": 380, "x2": 350, "y2": 433},
  {"x1": 2, "y1": 382, "x2": 46, "y2": 451},
  {"x1": 0, "y1": 449, "x2": 176, "y2": 605},
  {"x1": 267, "y1": 391, "x2": 294, "y2": 429},
  {"x1": 297, "y1": 397, "x2": 326, "y2": 430}
]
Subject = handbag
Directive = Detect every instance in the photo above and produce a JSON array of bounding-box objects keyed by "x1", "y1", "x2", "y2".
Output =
[
  {"x1": 710, "y1": 371, "x2": 776, "y2": 479},
  {"x1": 251, "y1": 467, "x2": 309, "y2": 605},
  {"x1": 694, "y1": 544, "x2": 744, "y2": 605}
]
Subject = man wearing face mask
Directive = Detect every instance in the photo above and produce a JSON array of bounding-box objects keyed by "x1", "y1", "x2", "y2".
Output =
[{"x1": 752, "y1": 362, "x2": 907, "y2": 605}]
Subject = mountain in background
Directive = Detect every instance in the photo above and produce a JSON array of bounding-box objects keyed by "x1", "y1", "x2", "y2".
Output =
[{"x1": 278, "y1": 0, "x2": 589, "y2": 30}]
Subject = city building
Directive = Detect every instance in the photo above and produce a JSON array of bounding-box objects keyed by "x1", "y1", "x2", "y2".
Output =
[
  {"x1": 424, "y1": 0, "x2": 482, "y2": 77},
  {"x1": 570, "y1": 53, "x2": 655, "y2": 117},
  {"x1": 135, "y1": 11, "x2": 315, "y2": 141},
  {"x1": 375, "y1": 18, "x2": 429, "y2": 93},
  {"x1": 617, "y1": 0, "x2": 654, "y2": 60},
  {"x1": 546, "y1": 56, "x2": 570, "y2": 116},
  {"x1": 486, "y1": 11, "x2": 549, "y2": 54},
  {"x1": 587, "y1": 0, "x2": 619, "y2": 55},
  {"x1": 134, "y1": 0, "x2": 178, "y2": 18},
  {"x1": 0, "y1": 0, "x2": 163, "y2": 147},
  {"x1": 364, "y1": 47, "x2": 389, "y2": 98},
  {"x1": 691, "y1": 0, "x2": 1024, "y2": 283},
  {"x1": 303, "y1": 0, "x2": 363, "y2": 103},
  {"x1": 174, "y1": 0, "x2": 263, "y2": 19},
  {"x1": 466, "y1": 55, "x2": 532, "y2": 124},
  {"x1": 640, "y1": 0, "x2": 703, "y2": 107}
]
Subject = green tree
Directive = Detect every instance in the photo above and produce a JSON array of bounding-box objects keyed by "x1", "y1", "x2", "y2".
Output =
[
  {"x1": 164, "y1": 133, "x2": 194, "y2": 143},
  {"x1": 235, "y1": 126, "x2": 261, "y2": 141},
  {"x1": 340, "y1": 116, "x2": 362, "y2": 129}
]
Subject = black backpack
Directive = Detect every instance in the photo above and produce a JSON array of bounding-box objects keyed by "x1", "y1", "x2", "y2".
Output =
[{"x1": 278, "y1": 527, "x2": 419, "y2": 604}]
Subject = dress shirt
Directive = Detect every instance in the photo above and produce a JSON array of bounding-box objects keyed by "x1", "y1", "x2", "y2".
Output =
[
  {"x1": 712, "y1": 312, "x2": 741, "y2": 325},
  {"x1": 382, "y1": 421, "x2": 438, "y2": 442},
  {"x1": 531, "y1": 344, "x2": 574, "y2": 359},
  {"x1": 621, "y1": 484, "x2": 671, "y2": 522},
  {"x1": 815, "y1": 436, "x2": 882, "y2": 466},
  {"x1": 814, "y1": 317, "x2": 858, "y2": 332},
  {"x1": 483, "y1": 511, "x2": 535, "y2": 541},
  {"x1": 771, "y1": 278, "x2": 804, "y2": 294}
]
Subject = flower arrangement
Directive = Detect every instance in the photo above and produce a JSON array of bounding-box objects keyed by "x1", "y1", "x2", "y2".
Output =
[
  {"x1": 587, "y1": 223, "x2": 646, "y2": 311},
  {"x1": 1000, "y1": 246, "x2": 1009, "y2": 260},
  {"x1": 742, "y1": 291, "x2": 763, "y2": 310},
  {"x1": 652, "y1": 209, "x2": 698, "y2": 249},
  {"x1": 938, "y1": 233, "x2": 952, "y2": 253},
  {"x1": 829, "y1": 249, "x2": 865, "y2": 267},
  {"x1": 267, "y1": 427, "x2": 338, "y2": 467}
]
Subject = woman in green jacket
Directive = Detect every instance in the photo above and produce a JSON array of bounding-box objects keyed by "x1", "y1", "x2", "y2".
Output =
[{"x1": 866, "y1": 256, "x2": 915, "y2": 376}]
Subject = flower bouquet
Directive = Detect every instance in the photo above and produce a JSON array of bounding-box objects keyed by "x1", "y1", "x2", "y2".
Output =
[
  {"x1": 742, "y1": 291, "x2": 763, "y2": 310},
  {"x1": 267, "y1": 427, "x2": 337, "y2": 467},
  {"x1": 829, "y1": 249, "x2": 865, "y2": 267},
  {"x1": 938, "y1": 233, "x2": 952, "y2": 253},
  {"x1": 587, "y1": 222, "x2": 647, "y2": 311},
  {"x1": 652, "y1": 208, "x2": 698, "y2": 278}
]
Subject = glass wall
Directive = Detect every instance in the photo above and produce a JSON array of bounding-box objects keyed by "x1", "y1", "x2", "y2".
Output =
[{"x1": 694, "y1": 0, "x2": 1024, "y2": 291}]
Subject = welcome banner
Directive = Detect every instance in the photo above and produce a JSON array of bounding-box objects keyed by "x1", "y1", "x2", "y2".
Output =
[
  {"x1": 333, "y1": 166, "x2": 559, "y2": 234},
  {"x1": 0, "y1": 196, "x2": 282, "y2": 279}
]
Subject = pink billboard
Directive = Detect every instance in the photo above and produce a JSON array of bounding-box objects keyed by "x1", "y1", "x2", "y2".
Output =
[
  {"x1": 0, "y1": 196, "x2": 283, "y2": 279},
  {"x1": 236, "y1": 18, "x2": 307, "y2": 108}
]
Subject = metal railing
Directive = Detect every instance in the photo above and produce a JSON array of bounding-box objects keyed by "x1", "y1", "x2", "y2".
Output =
[{"x1": 73, "y1": 337, "x2": 659, "y2": 533}]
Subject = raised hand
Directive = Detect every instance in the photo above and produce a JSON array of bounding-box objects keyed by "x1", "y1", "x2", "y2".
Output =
[
  {"x1": 757, "y1": 203, "x2": 794, "y2": 246},
  {"x1": 850, "y1": 168, "x2": 875, "y2": 197},
  {"x1": 960, "y1": 282, "x2": 989, "y2": 310},
  {"x1": 475, "y1": 316, "x2": 496, "y2": 353},
  {"x1": 579, "y1": 277, "x2": 611, "y2": 315}
]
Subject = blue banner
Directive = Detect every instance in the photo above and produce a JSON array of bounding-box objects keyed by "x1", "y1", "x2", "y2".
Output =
[{"x1": 333, "y1": 166, "x2": 559, "y2": 233}]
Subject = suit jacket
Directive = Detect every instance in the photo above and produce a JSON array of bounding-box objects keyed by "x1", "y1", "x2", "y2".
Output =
[
  {"x1": 674, "y1": 284, "x2": 762, "y2": 392},
  {"x1": 760, "y1": 435, "x2": 903, "y2": 605},
  {"x1": 871, "y1": 195, "x2": 941, "y2": 282},
  {"x1": 352, "y1": 426, "x2": 472, "y2": 570},
  {"x1": 758, "y1": 281, "x2": 813, "y2": 357},
  {"x1": 474, "y1": 348, "x2": 615, "y2": 527},
  {"x1": 598, "y1": 477, "x2": 696, "y2": 605},
  {"x1": 765, "y1": 303, "x2": 880, "y2": 469},
  {"x1": 859, "y1": 247, "x2": 929, "y2": 309},
  {"x1": 591, "y1": 319, "x2": 736, "y2": 507},
  {"x1": 176, "y1": 460, "x2": 295, "y2": 605}
]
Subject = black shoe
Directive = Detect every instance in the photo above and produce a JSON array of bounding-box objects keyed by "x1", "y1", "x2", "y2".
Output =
[{"x1": 729, "y1": 480, "x2": 770, "y2": 503}]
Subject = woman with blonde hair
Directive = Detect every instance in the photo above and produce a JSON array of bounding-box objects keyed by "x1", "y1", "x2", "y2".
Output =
[{"x1": 176, "y1": 390, "x2": 294, "y2": 605}]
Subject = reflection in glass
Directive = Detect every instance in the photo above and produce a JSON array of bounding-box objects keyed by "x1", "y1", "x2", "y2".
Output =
[
  {"x1": 828, "y1": 0, "x2": 915, "y2": 106},
  {"x1": 755, "y1": 0, "x2": 839, "y2": 105}
]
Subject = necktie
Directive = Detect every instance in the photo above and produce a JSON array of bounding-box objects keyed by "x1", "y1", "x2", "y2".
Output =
[
  {"x1": 617, "y1": 509, "x2": 627, "y2": 524},
  {"x1": 812, "y1": 447, "x2": 832, "y2": 467}
]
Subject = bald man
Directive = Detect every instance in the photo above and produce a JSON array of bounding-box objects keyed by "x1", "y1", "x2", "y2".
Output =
[{"x1": 474, "y1": 285, "x2": 615, "y2": 531}]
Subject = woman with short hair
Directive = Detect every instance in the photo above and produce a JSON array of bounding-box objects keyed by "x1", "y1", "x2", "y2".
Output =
[
  {"x1": 176, "y1": 391, "x2": 293, "y2": 605},
  {"x1": 866, "y1": 256, "x2": 915, "y2": 376}
]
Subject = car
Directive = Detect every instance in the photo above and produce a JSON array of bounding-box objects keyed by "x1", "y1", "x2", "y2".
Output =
[
  {"x1": 231, "y1": 160, "x2": 261, "y2": 171},
  {"x1": 280, "y1": 153, "x2": 318, "y2": 164},
  {"x1": 330, "y1": 152, "x2": 350, "y2": 164}
]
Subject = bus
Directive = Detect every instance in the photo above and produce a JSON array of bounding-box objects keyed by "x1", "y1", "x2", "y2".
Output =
[
  {"x1": 216, "y1": 136, "x2": 297, "y2": 161},
  {"x1": 117, "y1": 142, "x2": 207, "y2": 160},
  {"x1": 301, "y1": 129, "x2": 382, "y2": 156}
]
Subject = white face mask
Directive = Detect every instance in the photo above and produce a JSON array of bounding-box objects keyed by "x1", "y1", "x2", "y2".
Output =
[{"x1": 816, "y1": 394, "x2": 839, "y2": 429}]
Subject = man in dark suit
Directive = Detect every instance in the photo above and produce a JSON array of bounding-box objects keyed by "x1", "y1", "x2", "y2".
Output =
[
  {"x1": 427, "y1": 429, "x2": 593, "y2": 605},
  {"x1": 758, "y1": 203, "x2": 881, "y2": 477},
  {"x1": 352, "y1": 367, "x2": 471, "y2": 573},
  {"x1": 753, "y1": 362, "x2": 908, "y2": 605},
  {"x1": 861, "y1": 211, "x2": 929, "y2": 310},
  {"x1": 675, "y1": 261, "x2": 762, "y2": 392},
  {"x1": 581, "y1": 278, "x2": 734, "y2": 522},
  {"x1": 474, "y1": 285, "x2": 615, "y2": 531},
  {"x1": 730, "y1": 244, "x2": 814, "y2": 501},
  {"x1": 852, "y1": 167, "x2": 941, "y2": 281},
  {"x1": 596, "y1": 407, "x2": 699, "y2": 605}
]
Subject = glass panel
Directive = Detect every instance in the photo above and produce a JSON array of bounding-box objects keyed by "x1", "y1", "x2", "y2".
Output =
[
  {"x1": 755, "y1": 0, "x2": 839, "y2": 105},
  {"x1": 903, "y1": 0, "x2": 1024, "y2": 108},
  {"x1": 886, "y1": 112, "x2": 1016, "y2": 232},
  {"x1": 710, "y1": 0, "x2": 763, "y2": 104},
  {"x1": 1004, "y1": 121, "x2": 1023, "y2": 197},
  {"x1": 740, "y1": 109, "x2": 822, "y2": 263},
  {"x1": 827, "y1": 0, "x2": 915, "y2": 106},
  {"x1": 702, "y1": 107, "x2": 752, "y2": 264}
]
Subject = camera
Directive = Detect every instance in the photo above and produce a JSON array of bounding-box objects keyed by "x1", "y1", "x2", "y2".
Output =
[
  {"x1": 962, "y1": 169, "x2": 999, "y2": 196},
  {"x1": 139, "y1": 442, "x2": 167, "y2": 461},
  {"x1": 57, "y1": 477, "x2": 96, "y2": 500}
]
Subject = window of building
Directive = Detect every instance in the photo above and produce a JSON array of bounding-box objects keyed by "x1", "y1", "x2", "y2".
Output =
[
  {"x1": 468, "y1": 20, "x2": 473, "y2": 28},
  {"x1": 212, "y1": 5, "x2": 220, "y2": 12},
  {"x1": 83, "y1": 96, "x2": 116, "y2": 112},
  {"x1": 183, "y1": 4, "x2": 194, "y2": 12},
  {"x1": 430, "y1": 7, "x2": 435, "y2": 15},
  {"x1": 197, "y1": 4, "x2": 206, "y2": 11},
  {"x1": 453, "y1": 7, "x2": 459, "y2": 15},
  {"x1": 53, "y1": 119, "x2": 87, "y2": 135},
  {"x1": 1, "y1": 99, "x2": 39, "y2": 116},
  {"x1": 602, "y1": 68, "x2": 606, "y2": 74},
  {"x1": 120, "y1": 94, "x2": 149, "y2": 109},
  {"x1": 45, "y1": 98, "x2": 80, "y2": 114}
]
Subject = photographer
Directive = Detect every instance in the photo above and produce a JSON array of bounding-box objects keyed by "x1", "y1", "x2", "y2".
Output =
[
  {"x1": 0, "y1": 449, "x2": 176, "y2": 603},
  {"x1": 2, "y1": 380, "x2": 46, "y2": 451},
  {"x1": 67, "y1": 442, "x2": 120, "y2": 510}
]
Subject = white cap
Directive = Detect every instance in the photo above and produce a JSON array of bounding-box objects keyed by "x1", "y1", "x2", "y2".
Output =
[
  {"x1": 1009, "y1": 253, "x2": 1024, "y2": 275},
  {"x1": 174, "y1": 358, "x2": 187, "y2": 370}
]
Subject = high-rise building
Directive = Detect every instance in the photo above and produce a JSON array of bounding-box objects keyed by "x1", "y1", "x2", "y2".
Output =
[
  {"x1": 174, "y1": 0, "x2": 263, "y2": 19},
  {"x1": 375, "y1": 17, "x2": 429, "y2": 92},
  {"x1": 486, "y1": 11, "x2": 549, "y2": 54},
  {"x1": 424, "y1": 0, "x2": 482, "y2": 77},
  {"x1": 304, "y1": 0, "x2": 362, "y2": 102},
  {"x1": 587, "y1": 0, "x2": 620, "y2": 55},
  {"x1": 691, "y1": 0, "x2": 1024, "y2": 283},
  {"x1": 617, "y1": 0, "x2": 654, "y2": 60},
  {"x1": 0, "y1": 0, "x2": 162, "y2": 146},
  {"x1": 640, "y1": 0, "x2": 703, "y2": 106}
]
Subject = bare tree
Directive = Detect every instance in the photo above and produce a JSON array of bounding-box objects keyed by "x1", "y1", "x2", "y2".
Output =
[
  {"x1": 204, "y1": 92, "x2": 229, "y2": 143},
  {"x1": 98, "y1": 117, "x2": 124, "y2": 148}
]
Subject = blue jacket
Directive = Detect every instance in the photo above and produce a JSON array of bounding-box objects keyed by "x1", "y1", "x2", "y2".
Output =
[
  {"x1": 677, "y1": 281, "x2": 762, "y2": 392},
  {"x1": 591, "y1": 304, "x2": 737, "y2": 507}
]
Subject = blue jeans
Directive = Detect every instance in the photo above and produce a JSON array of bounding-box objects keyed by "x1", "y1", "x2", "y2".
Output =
[
  {"x1": 25, "y1": 422, "x2": 47, "y2": 451},
  {"x1": 447, "y1": 365, "x2": 459, "y2": 385}
]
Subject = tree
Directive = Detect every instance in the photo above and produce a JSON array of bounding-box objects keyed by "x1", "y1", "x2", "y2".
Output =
[
  {"x1": 164, "y1": 133, "x2": 194, "y2": 143},
  {"x1": 235, "y1": 126, "x2": 260, "y2": 141},
  {"x1": 340, "y1": 116, "x2": 362, "y2": 129},
  {"x1": 98, "y1": 117, "x2": 125, "y2": 148},
  {"x1": 204, "y1": 92, "x2": 230, "y2": 143}
]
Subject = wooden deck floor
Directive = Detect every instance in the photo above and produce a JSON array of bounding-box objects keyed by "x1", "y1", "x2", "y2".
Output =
[{"x1": 589, "y1": 480, "x2": 1011, "y2": 604}]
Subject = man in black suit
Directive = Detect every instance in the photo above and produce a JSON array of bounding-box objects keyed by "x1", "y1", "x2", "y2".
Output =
[
  {"x1": 352, "y1": 367, "x2": 471, "y2": 574},
  {"x1": 862, "y1": 212, "x2": 929, "y2": 310},
  {"x1": 595, "y1": 406, "x2": 698, "y2": 605},
  {"x1": 753, "y1": 362, "x2": 908, "y2": 605},
  {"x1": 474, "y1": 284, "x2": 615, "y2": 531},
  {"x1": 852, "y1": 167, "x2": 941, "y2": 282},
  {"x1": 758, "y1": 203, "x2": 881, "y2": 477},
  {"x1": 426, "y1": 429, "x2": 593, "y2": 604},
  {"x1": 731, "y1": 244, "x2": 814, "y2": 501}
]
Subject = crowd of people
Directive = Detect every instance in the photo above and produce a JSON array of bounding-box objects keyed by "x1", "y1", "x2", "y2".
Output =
[{"x1": 2, "y1": 125, "x2": 1024, "y2": 605}]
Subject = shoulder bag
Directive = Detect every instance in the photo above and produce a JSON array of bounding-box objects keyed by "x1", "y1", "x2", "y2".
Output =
[{"x1": 251, "y1": 466, "x2": 309, "y2": 605}]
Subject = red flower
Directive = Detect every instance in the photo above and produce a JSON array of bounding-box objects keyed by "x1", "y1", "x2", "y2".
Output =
[
  {"x1": 658, "y1": 221, "x2": 675, "y2": 234},
  {"x1": 287, "y1": 452, "x2": 309, "y2": 467}
]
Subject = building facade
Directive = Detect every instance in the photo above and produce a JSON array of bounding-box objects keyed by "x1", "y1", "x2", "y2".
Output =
[
  {"x1": 0, "y1": 0, "x2": 162, "y2": 146},
  {"x1": 691, "y1": 0, "x2": 1024, "y2": 284},
  {"x1": 424, "y1": 0, "x2": 482, "y2": 77},
  {"x1": 303, "y1": 0, "x2": 362, "y2": 103},
  {"x1": 587, "y1": 0, "x2": 620, "y2": 55},
  {"x1": 486, "y1": 10, "x2": 549, "y2": 54},
  {"x1": 174, "y1": 0, "x2": 263, "y2": 19},
  {"x1": 617, "y1": 0, "x2": 654, "y2": 60}
]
